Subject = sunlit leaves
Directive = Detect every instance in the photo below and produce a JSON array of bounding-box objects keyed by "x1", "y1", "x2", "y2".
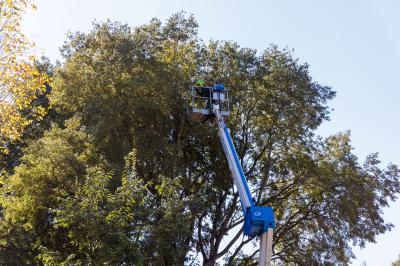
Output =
[{"x1": 0, "y1": 0, "x2": 49, "y2": 154}]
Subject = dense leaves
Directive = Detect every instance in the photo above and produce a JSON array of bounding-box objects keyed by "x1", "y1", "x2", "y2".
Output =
[
  {"x1": 0, "y1": 117, "x2": 145, "y2": 264},
  {"x1": 0, "y1": 12, "x2": 399, "y2": 265},
  {"x1": 0, "y1": 0, "x2": 48, "y2": 154}
]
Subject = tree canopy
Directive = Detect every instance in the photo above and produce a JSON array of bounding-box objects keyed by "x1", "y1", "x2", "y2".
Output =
[
  {"x1": 0, "y1": 12, "x2": 399, "y2": 265},
  {"x1": 0, "y1": 0, "x2": 48, "y2": 154}
]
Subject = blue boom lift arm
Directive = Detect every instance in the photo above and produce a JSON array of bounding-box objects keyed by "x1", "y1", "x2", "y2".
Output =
[{"x1": 189, "y1": 83, "x2": 276, "y2": 266}]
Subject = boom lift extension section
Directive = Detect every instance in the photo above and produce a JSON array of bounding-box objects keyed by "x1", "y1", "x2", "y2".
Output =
[{"x1": 189, "y1": 84, "x2": 276, "y2": 266}]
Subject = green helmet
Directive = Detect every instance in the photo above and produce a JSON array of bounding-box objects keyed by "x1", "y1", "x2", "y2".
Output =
[{"x1": 196, "y1": 79, "x2": 205, "y2": 86}]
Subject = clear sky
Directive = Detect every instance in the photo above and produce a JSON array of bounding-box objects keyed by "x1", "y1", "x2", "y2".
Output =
[{"x1": 22, "y1": 1, "x2": 400, "y2": 265}]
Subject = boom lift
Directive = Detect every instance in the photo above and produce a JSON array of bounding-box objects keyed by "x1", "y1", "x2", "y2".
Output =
[{"x1": 189, "y1": 83, "x2": 276, "y2": 266}]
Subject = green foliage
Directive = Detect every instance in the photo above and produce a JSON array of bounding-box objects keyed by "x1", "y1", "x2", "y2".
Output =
[
  {"x1": 0, "y1": 118, "x2": 145, "y2": 265},
  {"x1": 0, "y1": 57, "x2": 57, "y2": 173},
  {"x1": 0, "y1": 12, "x2": 399, "y2": 265}
]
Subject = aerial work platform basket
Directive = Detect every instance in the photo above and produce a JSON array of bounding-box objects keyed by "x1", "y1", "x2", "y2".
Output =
[{"x1": 189, "y1": 84, "x2": 230, "y2": 122}]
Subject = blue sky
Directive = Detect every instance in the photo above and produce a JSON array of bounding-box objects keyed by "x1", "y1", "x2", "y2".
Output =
[{"x1": 22, "y1": 1, "x2": 400, "y2": 265}]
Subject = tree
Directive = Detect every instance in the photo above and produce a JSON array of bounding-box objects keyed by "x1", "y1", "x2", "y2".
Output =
[
  {"x1": 0, "y1": 117, "x2": 145, "y2": 265},
  {"x1": 0, "y1": 13, "x2": 399, "y2": 265},
  {"x1": 0, "y1": 57, "x2": 57, "y2": 173},
  {"x1": 0, "y1": 0, "x2": 48, "y2": 154},
  {"x1": 393, "y1": 255, "x2": 400, "y2": 266}
]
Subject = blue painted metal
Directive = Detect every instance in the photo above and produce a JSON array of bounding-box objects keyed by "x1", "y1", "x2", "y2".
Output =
[
  {"x1": 223, "y1": 126, "x2": 275, "y2": 236},
  {"x1": 214, "y1": 83, "x2": 225, "y2": 91},
  {"x1": 223, "y1": 126, "x2": 254, "y2": 210},
  {"x1": 244, "y1": 206, "x2": 275, "y2": 237}
]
